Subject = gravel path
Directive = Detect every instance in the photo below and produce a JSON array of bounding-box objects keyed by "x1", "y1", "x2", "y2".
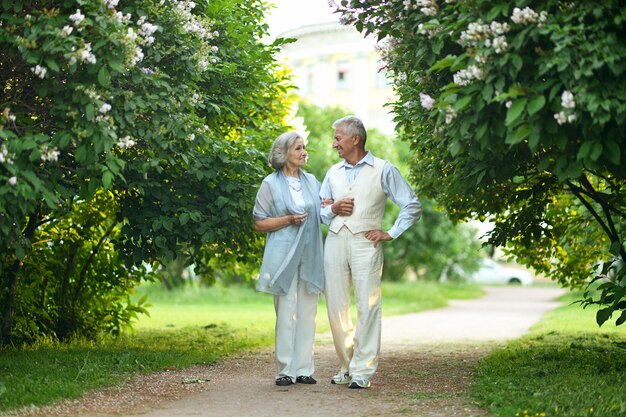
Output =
[{"x1": 16, "y1": 285, "x2": 565, "y2": 417}]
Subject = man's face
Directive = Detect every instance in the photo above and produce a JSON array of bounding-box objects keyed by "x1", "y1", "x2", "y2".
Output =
[{"x1": 333, "y1": 125, "x2": 355, "y2": 160}]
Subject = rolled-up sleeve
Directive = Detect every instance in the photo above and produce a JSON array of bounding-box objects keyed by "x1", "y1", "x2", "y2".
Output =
[
  {"x1": 382, "y1": 163, "x2": 422, "y2": 239},
  {"x1": 319, "y1": 173, "x2": 335, "y2": 225}
]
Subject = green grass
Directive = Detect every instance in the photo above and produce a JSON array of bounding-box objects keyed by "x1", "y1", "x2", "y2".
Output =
[
  {"x1": 471, "y1": 290, "x2": 626, "y2": 417},
  {"x1": 0, "y1": 280, "x2": 482, "y2": 413}
]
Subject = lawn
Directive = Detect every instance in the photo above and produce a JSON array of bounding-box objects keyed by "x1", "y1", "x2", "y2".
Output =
[
  {"x1": 471, "y1": 290, "x2": 626, "y2": 417},
  {"x1": 0, "y1": 280, "x2": 483, "y2": 413}
]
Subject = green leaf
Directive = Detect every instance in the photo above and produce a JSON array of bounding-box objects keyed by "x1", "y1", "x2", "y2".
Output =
[
  {"x1": 75, "y1": 145, "x2": 87, "y2": 163},
  {"x1": 85, "y1": 104, "x2": 95, "y2": 120},
  {"x1": 430, "y1": 55, "x2": 456, "y2": 71},
  {"x1": 590, "y1": 143, "x2": 603, "y2": 161},
  {"x1": 577, "y1": 141, "x2": 592, "y2": 160},
  {"x1": 616, "y1": 310, "x2": 626, "y2": 326},
  {"x1": 505, "y1": 98, "x2": 527, "y2": 126},
  {"x1": 527, "y1": 95, "x2": 545, "y2": 116},
  {"x1": 596, "y1": 307, "x2": 612, "y2": 327},
  {"x1": 453, "y1": 95, "x2": 473, "y2": 111},
  {"x1": 102, "y1": 170, "x2": 114, "y2": 188},
  {"x1": 98, "y1": 66, "x2": 111, "y2": 87},
  {"x1": 506, "y1": 123, "x2": 531, "y2": 145},
  {"x1": 45, "y1": 59, "x2": 60, "y2": 72}
]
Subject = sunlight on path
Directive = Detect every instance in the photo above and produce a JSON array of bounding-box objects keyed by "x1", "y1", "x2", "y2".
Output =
[{"x1": 381, "y1": 286, "x2": 566, "y2": 344}]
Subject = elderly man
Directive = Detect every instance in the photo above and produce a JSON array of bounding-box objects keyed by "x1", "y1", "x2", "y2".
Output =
[{"x1": 320, "y1": 115, "x2": 422, "y2": 389}]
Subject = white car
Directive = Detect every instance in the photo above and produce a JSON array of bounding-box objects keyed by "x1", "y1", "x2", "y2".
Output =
[{"x1": 469, "y1": 258, "x2": 534, "y2": 285}]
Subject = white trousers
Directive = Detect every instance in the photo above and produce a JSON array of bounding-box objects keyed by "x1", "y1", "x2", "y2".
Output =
[
  {"x1": 324, "y1": 227, "x2": 383, "y2": 380},
  {"x1": 274, "y1": 273, "x2": 318, "y2": 381}
]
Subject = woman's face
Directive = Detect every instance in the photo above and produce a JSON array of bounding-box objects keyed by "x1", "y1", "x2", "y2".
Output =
[{"x1": 285, "y1": 137, "x2": 307, "y2": 170}]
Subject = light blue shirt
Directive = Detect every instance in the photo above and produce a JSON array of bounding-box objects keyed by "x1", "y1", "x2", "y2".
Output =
[{"x1": 320, "y1": 152, "x2": 422, "y2": 239}]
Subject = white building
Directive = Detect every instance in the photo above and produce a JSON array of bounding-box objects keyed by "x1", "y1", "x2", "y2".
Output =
[{"x1": 278, "y1": 22, "x2": 397, "y2": 134}]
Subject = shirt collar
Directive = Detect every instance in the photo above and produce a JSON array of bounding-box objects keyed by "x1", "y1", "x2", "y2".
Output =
[{"x1": 342, "y1": 151, "x2": 374, "y2": 169}]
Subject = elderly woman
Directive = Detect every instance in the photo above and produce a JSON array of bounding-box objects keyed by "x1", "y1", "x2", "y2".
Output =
[{"x1": 253, "y1": 131, "x2": 325, "y2": 386}]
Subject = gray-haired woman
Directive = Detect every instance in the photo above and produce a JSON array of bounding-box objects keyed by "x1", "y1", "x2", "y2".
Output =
[{"x1": 253, "y1": 131, "x2": 325, "y2": 386}]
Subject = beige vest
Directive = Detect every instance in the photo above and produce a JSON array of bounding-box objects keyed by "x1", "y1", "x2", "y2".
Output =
[{"x1": 328, "y1": 157, "x2": 387, "y2": 234}]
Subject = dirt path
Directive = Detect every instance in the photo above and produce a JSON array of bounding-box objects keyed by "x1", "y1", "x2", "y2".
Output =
[{"x1": 16, "y1": 286, "x2": 565, "y2": 417}]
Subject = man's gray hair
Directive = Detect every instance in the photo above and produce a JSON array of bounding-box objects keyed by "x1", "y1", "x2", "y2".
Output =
[
  {"x1": 268, "y1": 131, "x2": 305, "y2": 170},
  {"x1": 332, "y1": 115, "x2": 367, "y2": 146}
]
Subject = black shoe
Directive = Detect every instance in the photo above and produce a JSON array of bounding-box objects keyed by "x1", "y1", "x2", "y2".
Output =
[
  {"x1": 275, "y1": 376, "x2": 294, "y2": 386},
  {"x1": 296, "y1": 375, "x2": 317, "y2": 384}
]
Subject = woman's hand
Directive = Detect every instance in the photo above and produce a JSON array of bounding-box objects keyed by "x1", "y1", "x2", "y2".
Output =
[{"x1": 289, "y1": 213, "x2": 308, "y2": 226}]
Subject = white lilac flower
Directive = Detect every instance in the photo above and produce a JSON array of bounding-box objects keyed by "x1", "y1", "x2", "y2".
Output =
[
  {"x1": 490, "y1": 21, "x2": 510, "y2": 35},
  {"x1": 79, "y1": 44, "x2": 97, "y2": 64},
  {"x1": 188, "y1": 133, "x2": 195, "y2": 141},
  {"x1": 505, "y1": 101, "x2": 513, "y2": 108},
  {"x1": 60, "y1": 25, "x2": 73, "y2": 37},
  {"x1": 99, "y1": 103, "x2": 112, "y2": 114},
  {"x1": 511, "y1": 7, "x2": 539, "y2": 25},
  {"x1": 554, "y1": 111, "x2": 568, "y2": 125},
  {"x1": 211, "y1": 45, "x2": 219, "y2": 52},
  {"x1": 397, "y1": 72, "x2": 407, "y2": 82},
  {"x1": 561, "y1": 90, "x2": 575, "y2": 109},
  {"x1": 115, "y1": 11, "x2": 132, "y2": 22},
  {"x1": 8, "y1": 176, "x2": 17, "y2": 185},
  {"x1": 126, "y1": 28, "x2": 138, "y2": 41},
  {"x1": 8, "y1": 114, "x2": 16, "y2": 122},
  {"x1": 117, "y1": 136, "x2": 136, "y2": 149},
  {"x1": 198, "y1": 59, "x2": 209, "y2": 71},
  {"x1": 69, "y1": 9, "x2": 85, "y2": 26},
  {"x1": 419, "y1": 93, "x2": 435, "y2": 109},
  {"x1": 31, "y1": 65, "x2": 47, "y2": 79},
  {"x1": 128, "y1": 46, "x2": 144, "y2": 66},
  {"x1": 192, "y1": 93, "x2": 200, "y2": 103},
  {"x1": 141, "y1": 67, "x2": 156, "y2": 74},
  {"x1": 568, "y1": 114, "x2": 576, "y2": 123},
  {"x1": 0, "y1": 145, "x2": 8, "y2": 163},
  {"x1": 453, "y1": 65, "x2": 483, "y2": 86},
  {"x1": 41, "y1": 147, "x2": 60, "y2": 162},
  {"x1": 103, "y1": 0, "x2": 119, "y2": 9},
  {"x1": 460, "y1": 22, "x2": 491, "y2": 47},
  {"x1": 493, "y1": 36, "x2": 508, "y2": 53}
]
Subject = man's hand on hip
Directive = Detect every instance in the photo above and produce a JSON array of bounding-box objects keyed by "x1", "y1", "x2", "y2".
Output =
[{"x1": 365, "y1": 230, "x2": 393, "y2": 247}]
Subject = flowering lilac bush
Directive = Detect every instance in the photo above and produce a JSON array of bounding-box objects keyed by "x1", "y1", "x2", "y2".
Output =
[
  {"x1": 0, "y1": 0, "x2": 289, "y2": 343},
  {"x1": 332, "y1": 0, "x2": 626, "y2": 325}
]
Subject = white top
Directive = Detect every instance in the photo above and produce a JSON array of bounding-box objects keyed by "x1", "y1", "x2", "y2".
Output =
[{"x1": 286, "y1": 176, "x2": 305, "y2": 207}]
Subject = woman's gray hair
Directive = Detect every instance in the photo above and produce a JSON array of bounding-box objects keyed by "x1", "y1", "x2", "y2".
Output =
[
  {"x1": 332, "y1": 115, "x2": 367, "y2": 146},
  {"x1": 268, "y1": 131, "x2": 305, "y2": 170}
]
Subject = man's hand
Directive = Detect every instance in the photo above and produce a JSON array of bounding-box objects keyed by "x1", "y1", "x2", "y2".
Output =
[
  {"x1": 365, "y1": 230, "x2": 392, "y2": 247},
  {"x1": 321, "y1": 198, "x2": 334, "y2": 208},
  {"x1": 331, "y1": 197, "x2": 354, "y2": 216}
]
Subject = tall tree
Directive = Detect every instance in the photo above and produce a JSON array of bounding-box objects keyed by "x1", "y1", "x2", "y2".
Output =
[
  {"x1": 331, "y1": 0, "x2": 626, "y2": 325},
  {"x1": 0, "y1": 0, "x2": 291, "y2": 344}
]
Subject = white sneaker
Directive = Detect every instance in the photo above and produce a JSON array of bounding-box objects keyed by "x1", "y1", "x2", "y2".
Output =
[
  {"x1": 330, "y1": 371, "x2": 350, "y2": 385},
  {"x1": 348, "y1": 377, "x2": 370, "y2": 389}
]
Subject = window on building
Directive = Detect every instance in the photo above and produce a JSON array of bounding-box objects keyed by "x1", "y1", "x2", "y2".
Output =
[{"x1": 336, "y1": 61, "x2": 350, "y2": 90}]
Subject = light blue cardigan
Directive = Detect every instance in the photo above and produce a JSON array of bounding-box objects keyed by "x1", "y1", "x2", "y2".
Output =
[{"x1": 253, "y1": 169, "x2": 324, "y2": 295}]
